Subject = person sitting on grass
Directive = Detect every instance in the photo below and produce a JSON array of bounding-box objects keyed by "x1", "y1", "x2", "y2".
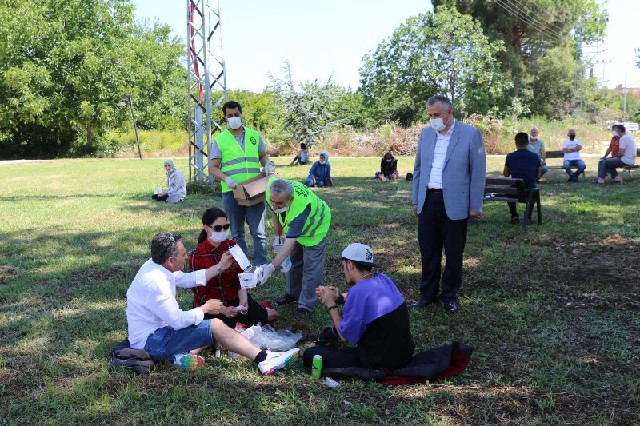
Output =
[
  {"x1": 126, "y1": 232, "x2": 297, "y2": 373},
  {"x1": 290, "y1": 142, "x2": 309, "y2": 166},
  {"x1": 151, "y1": 159, "x2": 186, "y2": 203},
  {"x1": 189, "y1": 207, "x2": 278, "y2": 328},
  {"x1": 305, "y1": 152, "x2": 333, "y2": 187},
  {"x1": 302, "y1": 243, "x2": 415, "y2": 371},
  {"x1": 503, "y1": 132, "x2": 541, "y2": 225},
  {"x1": 374, "y1": 151, "x2": 399, "y2": 181}
]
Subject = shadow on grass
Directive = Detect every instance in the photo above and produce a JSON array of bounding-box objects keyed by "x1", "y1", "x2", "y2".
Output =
[{"x1": 1, "y1": 174, "x2": 639, "y2": 424}]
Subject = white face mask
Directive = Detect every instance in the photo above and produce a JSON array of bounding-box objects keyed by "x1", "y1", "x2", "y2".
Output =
[
  {"x1": 612, "y1": 131, "x2": 619, "y2": 137},
  {"x1": 272, "y1": 204, "x2": 289, "y2": 214},
  {"x1": 210, "y1": 231, "x2": 228, "y2": 243},
  {"x1": 319, "y1": 160, "x2": 326, "y2": 165},
  {"x1": 530, "y1": 137, "x2": 538, "y2": 141},
  {"x1": 227, "y1": 116, "x2": 242, "y2": 130},
  {"x1": 430, "y1": 115, "x2": 448, "y2": 132}
]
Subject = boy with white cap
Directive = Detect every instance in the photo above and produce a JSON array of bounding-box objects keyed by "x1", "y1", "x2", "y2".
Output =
[{"x1": 302, "y1": 243, "x2": 415, "y2": 370}]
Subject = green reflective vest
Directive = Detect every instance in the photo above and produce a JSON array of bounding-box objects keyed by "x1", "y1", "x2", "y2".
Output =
[
  {"x1": 215, "y1": 128, "x2": 262, "y2": 193},
  {"x1": 266, "y1": 178, "x2": 331, "y2": 246}
]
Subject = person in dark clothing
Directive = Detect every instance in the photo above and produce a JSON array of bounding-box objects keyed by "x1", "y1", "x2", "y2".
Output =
[
  {"x1": 302, "y1": 243, "x2": 415, "y2": 371},
  {"x1": 503, "y1": 132, "x2": 541, "y2": 225},
  {"x1": 375, "y1": 151, "x2": 399, "y2": 181}
]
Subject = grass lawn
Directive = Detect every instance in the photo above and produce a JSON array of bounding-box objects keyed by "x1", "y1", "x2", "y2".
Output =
[{"x1": 0, "y1": 155, "x2": 638, "y2": 425}]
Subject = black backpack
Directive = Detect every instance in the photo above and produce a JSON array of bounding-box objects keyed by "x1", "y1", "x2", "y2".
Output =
[
  {"x1": 405, "y1": 173, "x2": 413, "y2": 181},
  {"x1": 110, "y1": 339, "x2": 155, "y2": 375}
]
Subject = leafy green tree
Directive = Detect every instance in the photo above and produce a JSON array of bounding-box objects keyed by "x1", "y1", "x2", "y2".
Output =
[
  {"x1": 432, "y1": 0, "x2": 607, "y2": 100},
  {"x1": 359, "y1": 6, "x2": 509, "y2": 125},
  {"x1": 0, "y1": 0, "x2": 185, "y2": 159},
  {"x1": 269, "y1": 62, "x2": 342, "y2": 148}
]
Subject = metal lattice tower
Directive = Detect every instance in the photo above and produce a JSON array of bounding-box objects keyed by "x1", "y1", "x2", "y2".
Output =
[{"x1": 187, "y1": 0, "x2": 226, "y2": 184}]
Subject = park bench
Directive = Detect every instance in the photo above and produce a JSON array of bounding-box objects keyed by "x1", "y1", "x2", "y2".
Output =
[
  {"x1": 545, "y1": 150, "x2": 586, "y2": 179},
  {"x1": 621, "y1": 148, "x2": 640, "y2": 176},
  {"x1": 483, "y1": 177, "x2": 541, "y2": 230}
]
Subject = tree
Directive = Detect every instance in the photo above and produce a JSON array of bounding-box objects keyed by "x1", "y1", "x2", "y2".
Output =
[
  {"x1": 269, "y1": 62, "x2": 342, "y2": 148},
  {"x1": 0, "y1": 0, "x2": 186, "y2": 159},
  {"x1": 432, "y1": 0, "x2": 608, "y2": 100},
  {"x1": 359, "y1": 6, "x2": 509, "y2": 125}
]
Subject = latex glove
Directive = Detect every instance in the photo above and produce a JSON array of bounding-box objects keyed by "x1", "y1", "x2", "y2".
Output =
[
  {"x1": 263, "y1": 160, "x2": 276, "y2": 175},
  {"x1": 256, "y1": 263, "x2": 275, "y2": 285},
  {"x1": 224, "y1": 176, "x2": 238, "y2": 188}
]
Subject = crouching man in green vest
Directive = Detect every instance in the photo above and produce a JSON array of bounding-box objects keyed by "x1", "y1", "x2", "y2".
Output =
[
  {"x1": 210, "y1": 101, "x2": 274, "y2": 266},
  {"x1": 258, "y1": 178, "x2": 331, "y2": 315}
]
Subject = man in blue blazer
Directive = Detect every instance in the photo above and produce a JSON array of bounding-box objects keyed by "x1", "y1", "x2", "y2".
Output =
[{"x1": 411, "y1": 95, "x2": 486, "y2": 314}]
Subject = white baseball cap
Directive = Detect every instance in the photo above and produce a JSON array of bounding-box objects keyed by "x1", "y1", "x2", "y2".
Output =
[{"x1": 341, "y1": 243, "x2": 379, "y2": 267}]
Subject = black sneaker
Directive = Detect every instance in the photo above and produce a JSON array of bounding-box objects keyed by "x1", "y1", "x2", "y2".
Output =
[
  {"x1": 510, "y1": 216, "x2": 519, "y2": 225},
  {"x1": 275, "y1": 294, "x2": 297, "y2": 306}
]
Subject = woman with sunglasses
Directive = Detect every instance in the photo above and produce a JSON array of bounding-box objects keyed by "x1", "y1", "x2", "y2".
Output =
[{"x1": 189, "y1": 207, "x2": 278, "y2": 327}]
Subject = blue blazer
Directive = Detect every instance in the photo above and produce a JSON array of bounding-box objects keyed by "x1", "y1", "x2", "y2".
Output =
[{"x1": 412, "y1": 120, "x2": 486, "y2": 220}]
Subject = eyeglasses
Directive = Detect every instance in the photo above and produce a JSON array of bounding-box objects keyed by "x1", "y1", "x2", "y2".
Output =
[{"x1": 208, "y1": 224, "x2": 230, "y2": 232}]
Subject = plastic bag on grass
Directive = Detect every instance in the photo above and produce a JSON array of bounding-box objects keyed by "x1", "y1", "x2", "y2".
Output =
[{"x1": 241, "y1": 323, "x2": 302, "y2": 351}]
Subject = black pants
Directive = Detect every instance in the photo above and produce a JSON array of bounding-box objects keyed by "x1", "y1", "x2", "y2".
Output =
[
  {"x1": 202, "y1": 294, "x2": 268, "y2": 328},
  {"x1": 303, "y1": 346, "x2": 359, "y2": 369},
  {"x1": 152, "y1": 194, "x2": 168, "y2": 201},
  {"x1": 417, "y1": 191, "x2": 468, "y2": 303}
]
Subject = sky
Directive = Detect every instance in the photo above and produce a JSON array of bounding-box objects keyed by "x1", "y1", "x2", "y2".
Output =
[{"x1": 131, "y1": 0, "x2": 640, "y2": 91}]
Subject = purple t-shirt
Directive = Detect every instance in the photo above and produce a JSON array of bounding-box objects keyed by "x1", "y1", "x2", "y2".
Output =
[{"x1": 339, "y1": 273, "x2": 406, "y2": 345}]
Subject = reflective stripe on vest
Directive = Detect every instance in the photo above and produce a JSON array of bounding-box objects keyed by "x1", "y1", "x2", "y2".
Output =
[
  {"x1": 266, "y1": 178, "x2": 331, "y2": 246},
  {"x1": 216, "y1": 128, "x2": 261, "y2": 192}
]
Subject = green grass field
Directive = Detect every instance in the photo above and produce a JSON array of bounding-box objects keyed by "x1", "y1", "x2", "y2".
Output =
[{"x1": 1, "y1": 156, "x2": 638, "y2": 425}]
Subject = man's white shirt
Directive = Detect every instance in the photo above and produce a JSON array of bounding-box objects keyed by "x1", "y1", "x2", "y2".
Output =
[
  {"x1": 428, "y1": 120, "x2": 456, "y2": 189},
  {"x1": 126, "y1": 259, "x2": 206, "y2": 349}
]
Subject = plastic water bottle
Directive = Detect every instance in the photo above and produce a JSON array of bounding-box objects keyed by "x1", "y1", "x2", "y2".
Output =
[{"x1": 311, "y1": 354, "x2": 323, "y2": 379}]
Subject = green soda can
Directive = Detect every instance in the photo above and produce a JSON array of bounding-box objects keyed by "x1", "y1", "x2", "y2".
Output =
[{"x1": 311, "y1": 354, "x2": 323, "y2": 379}]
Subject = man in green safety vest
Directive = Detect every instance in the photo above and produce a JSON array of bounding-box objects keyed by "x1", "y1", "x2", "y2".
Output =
[
  {"x1": 257, "y1": 178, "x2": 331, "y2": 315},
  {"x1": 209, "y1": 101, "x2": 275, "y2": 266}
]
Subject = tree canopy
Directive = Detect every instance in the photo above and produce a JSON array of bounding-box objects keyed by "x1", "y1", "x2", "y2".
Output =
[
  {"x1": 359, "y1": 6, "x2": 509, "y2": 125},
  {"x1": 0, "y1": 0, "x2": 185, "y2": 159}
]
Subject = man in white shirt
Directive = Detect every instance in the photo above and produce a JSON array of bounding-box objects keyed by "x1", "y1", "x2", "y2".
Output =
[
  {"x1": 126, "y1": 232, "x2": 298, "y2": 374},
  {"x1": 596, "y1": 124, "x2": 637, "y2": 184},
  {"x1": 562, "y1": 128, "x2": 586, "y2": 182}
]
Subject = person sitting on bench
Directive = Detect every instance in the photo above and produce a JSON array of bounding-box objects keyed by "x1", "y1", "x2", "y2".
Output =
[
  {"x1": 562, "y1": 128, "x2": 586, "y2": 182},
  {"x1": 596, "y1": 124, "x2": 637, "y2": 184},
  {"x1": 503, "y1": 132, "x2": 541, "y2": 225}
]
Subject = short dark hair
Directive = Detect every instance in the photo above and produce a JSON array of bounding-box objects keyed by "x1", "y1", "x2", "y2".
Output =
[
  {"x1": 614, "y1": 124, "x2": 626, "y2": 133},
  {"x1": 341, "y1": 257, "x2": 373, "y2": 273},
  {"x1": 151, "y1": 232, "x2": 183, "y2": 264},
  {"x1": 515, "y1": 132, "x2": 529, "y2": 146},
  {"x1": 300, "y1": 143, "x2": 307, "y2": 149},
  {"x1": 222, "y1": 101, "x2": 242, "y2": 115}
]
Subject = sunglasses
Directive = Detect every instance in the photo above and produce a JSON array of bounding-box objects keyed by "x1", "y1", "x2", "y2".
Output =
[{"x1": 208, "y1": 224, "x2": 230, "y2": 232}]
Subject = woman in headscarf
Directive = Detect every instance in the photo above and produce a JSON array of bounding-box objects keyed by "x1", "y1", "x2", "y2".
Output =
[
  {"x1": 152, "y1": 159, "x2": 186, "y2": 203},
  {"x1": 375, "y1": 151, "x2": 399, "y2": 181},
  {"x1": 305, "y1": 152, "x2": 333, "y2": 187}
]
